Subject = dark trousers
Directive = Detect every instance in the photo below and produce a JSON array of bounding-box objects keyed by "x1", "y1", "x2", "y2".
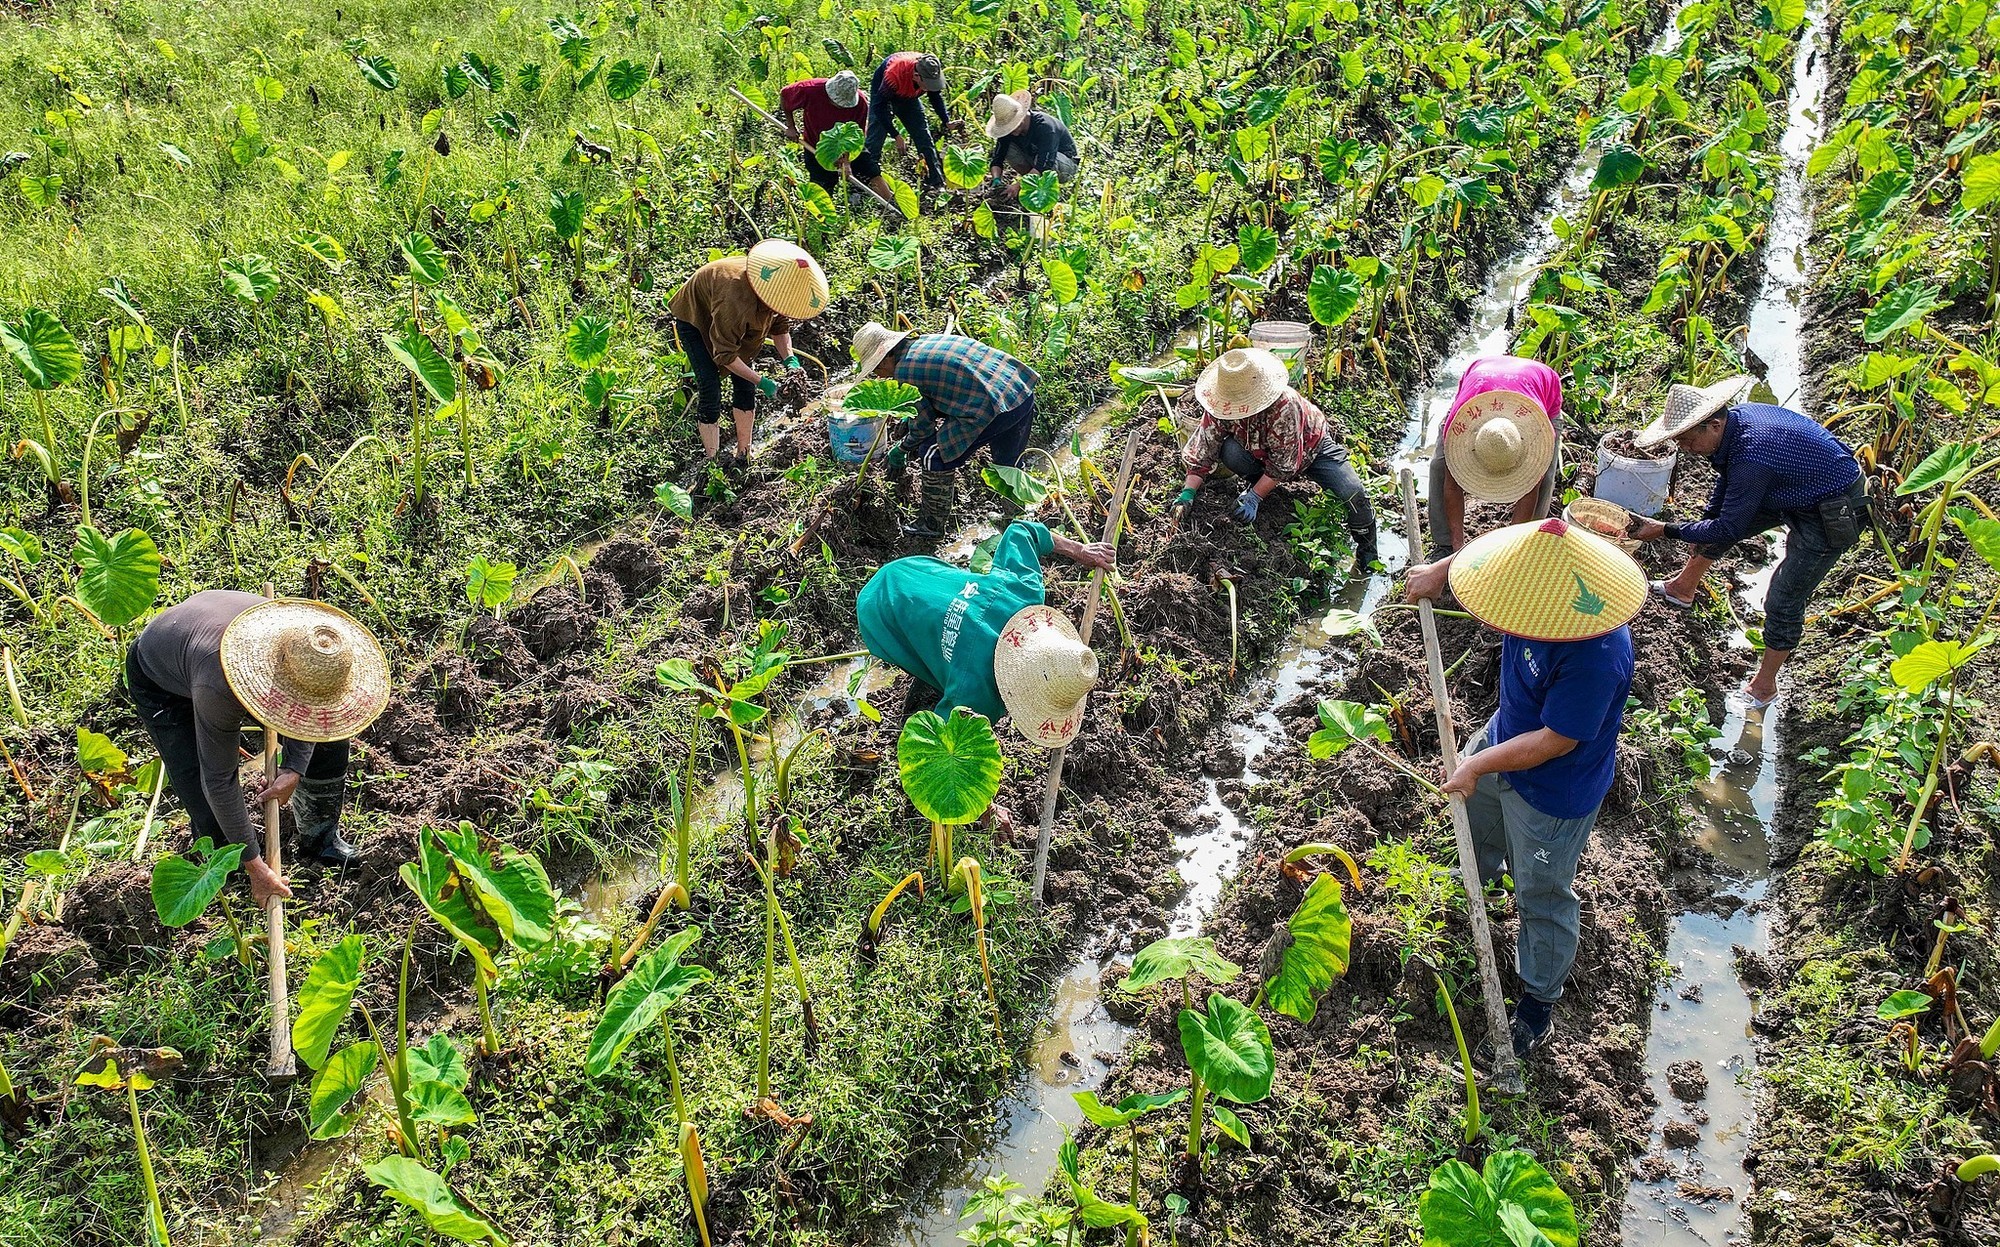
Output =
[
  {"x1": 917, "y1": 398, "x2": 1036, "y2": 472},
  {"x1": 677, "y1": 320, "x2": 755, "y2": 425},
  {"x1": 1218, "y1": 437, "x2": 1378, "y2": 551},
  {"x1": 862, "y1": 65, "x2": 942, "y2": 189},
  {"x1": 804, "y1": 151, "x2": 843, "y2": 194},
  {"x1": 125, "y1": 645, "x2": 347, "y2": 852},
  {"x1": 1695, "y1": 477, "x2": 1867, "y2": 652}
]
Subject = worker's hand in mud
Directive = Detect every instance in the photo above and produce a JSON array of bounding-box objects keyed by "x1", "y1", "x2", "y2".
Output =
[
  {"x1": 1171, "y1": 487, "x2": 1197, "y2": 520},
  {"x1": 1235, "y1": 488, "x2": 1261, "y2": 522},
  {"x1": 247, "y1": 857, "x2": 294, "y2": 908},
  {"x1": 757, "y1": 375, "x2": 780, "y2": 399},
  {"x1": 1440, "y1": 759, "x2": 1481, "y2": 800},
  {"x1": 1628, "y1": 518, "x2": 1667, "y2": 541},
  {"x1": 1405, "y1": 558, "x2": 1451, "y2": 602},
  {"x1": 251, "y1": 768, "x2": 300, "y2": 808}
]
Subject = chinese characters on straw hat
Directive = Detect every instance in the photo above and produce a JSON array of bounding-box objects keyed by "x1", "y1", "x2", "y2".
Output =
[
  {"x1": 1447, "y1": 517, "x2": 1647, "y2": 642},
  {"x1": 986, "y1": 89, "x2": 1033, "y2": 139},
  {"x1": 1634, "y1": 374, "x2": 1753, "y2": 448},
  {"x1": 745, "y1": 239, "x2": 831, "y2": 321},
  {"x1": 993, "y1": 604, "x2": 1097, "y2": 747},
  {"x1": 1194, "y1": 347, "x2": 1290, "y2": 421},
  {"x1": 1442, "y1": 388, "x2": 1557, "y2": 503},
  {"x1": 220, "y1": 599, "x2": 391, "y2": 742},
  {"x1": 853, "y1": 321, "x2": 914, "y2": 376}
]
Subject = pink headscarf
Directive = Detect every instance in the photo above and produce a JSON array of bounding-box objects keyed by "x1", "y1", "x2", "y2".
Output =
[{"x1": 1441, "y1": 356, "x2": 1563, "y2": 436}]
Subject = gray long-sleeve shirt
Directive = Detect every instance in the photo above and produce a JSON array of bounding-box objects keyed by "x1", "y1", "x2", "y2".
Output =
[{"x1": 133, "y1": 590, "x2": 315, "y2": 858}]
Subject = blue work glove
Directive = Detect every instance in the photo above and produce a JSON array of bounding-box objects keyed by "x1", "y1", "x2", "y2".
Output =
[
  {"x1": 885, "y1": 443, "x2": 908, "y2": 471},
  {"x1": 757, "y1": 375, "x2": 780, "y2": 399},
  {"x1": 1236, "y1": 487, "x2": 1261, "y2": 522},
  {"x1": 784, "y1": 354, "x2": 803, "y2": 371}
]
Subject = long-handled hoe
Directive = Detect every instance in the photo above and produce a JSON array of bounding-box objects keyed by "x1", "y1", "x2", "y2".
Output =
[{"x1": 259, "y1": 581, "x2": 297, "y2": 1082}]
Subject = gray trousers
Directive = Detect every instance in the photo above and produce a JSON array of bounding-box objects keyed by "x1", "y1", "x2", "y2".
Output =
[
  {"x1": 1464, "y1": 719, "x2": 1601, "y2": 1004},
  {"x1": 1428, "y1": 445, "x2": 1560, "y2": 559}
]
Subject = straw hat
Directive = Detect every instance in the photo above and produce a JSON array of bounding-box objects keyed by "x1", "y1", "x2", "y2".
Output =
[
  {"x1": 825, "y1": 70, "x2": 861, "y2": 110},
  {"x1": 853, "y1": 321, "x2": 913, "y2": 376},
  {"x1": 1442, "y1": 389, "x2": 1557, "y2": 503},
  {"x1": 993, "y1": 605, "x2": 1097, "y2": 748},
  {"x1": 986, "y1": 89, "x2": 1032, "y2": 139},
  {"x1": 912, "y1": 54, "x2": 945, "y2": 93},
  {"x1": 1447, "y1": 518, "x2": 1647, "y2": 642},
  {"x1": 1194, "y1": 348, "x2": 1290, "y2": 421},
  {"x1": 745, "y1": 240, "x2": 830, "y2": 320},
  {"x1": 1634, "y1": 375, "x2": 1753, "y2": 448},
  {"x1": 220, "y1": 600, "x2": 391, "y2": 743}
]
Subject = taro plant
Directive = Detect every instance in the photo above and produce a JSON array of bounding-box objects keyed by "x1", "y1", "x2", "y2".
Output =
[
  {"x1": 1, "y1": 306, "x2": 83, "y2": 495},
  {"x1": 954, "y1": 856, "x2": 1006, "y2": 1045},
  {"x1": 1055, "y1": 1133, "x2": 1149, "y2": 1240},
  {"x1": 1308, "y1": 699, "x2": 1443, "y2": 797},
  {"x1": 897, "y1": 707, "x2": 1005, "y2": 888},
  {"x1": 363, "y1": 1154, "x2": 510, "y2": 1247},
  {"x1": 1175, "y1": 990, "x2": 1272, "y2": 1173},
  {"x1": 72, "y1": 1040, "x2": 181, "y2": 1247},
  {"x1": 149, "y1": 837, "x2": 253, "y2": 968},
  {"x1": 400, "y1": 821, "x2": 558, "y2": 1056},
  {"x1": 1073, "y1": 1087, "x2": 1187, "y2": 1239},
  {"x1": 385, "y1": 320, "x2": 457, "y2": 511},
  {"x1": 857, "y1": 869, "x2": 925, "y2": 963},
  {"x1": 464, "y1": 556, "x2": 517, "y2": 618},
  {"x1": 1419, "y1": 1150, "x2": 1579, "y2": 1247}
]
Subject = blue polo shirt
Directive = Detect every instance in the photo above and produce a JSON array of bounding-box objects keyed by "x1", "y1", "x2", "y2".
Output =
[
  {"x1": 1489, "y1": 627, "x2": 1635, "y2": 819},
  {"x1": 1667, "y1": 404, "x2": 1859, "y2": 548}
]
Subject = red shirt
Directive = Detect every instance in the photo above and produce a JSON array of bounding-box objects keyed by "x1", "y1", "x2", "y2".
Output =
[
  {"x1": 883, "y1": 52, "x2": 925, "y2": 98},
  {"x1": 779, "y1": 78, "x2": 869, "y2": 145}
]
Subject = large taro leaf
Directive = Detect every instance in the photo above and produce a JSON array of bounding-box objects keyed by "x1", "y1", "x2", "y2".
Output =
[
  {"x1": 400, "y1": 231, "x2": 449, "y2": 286},
  {"x1": 0, "y1": 307, "x2": 82, "y2": 390},
  {"x1": 1589, "y1": 144, "x2": 1645, "y2": 191},
  {"x1": 604, "y1": 58, "x2": 649, "y2": 101},
  {"x1": 1264, "y1": 874, "x2": 1353, "y2": 1023},
  {"x1": 365, "y1": 1156, "x2": 511, "y2": 1246},
  {"x1": 295, "y1": 934, "x2": 366, "y2": 1071},
  {"x1": 408, "y1": 1079, "x2": 477, "y2": 1127},
  {"x1": 868, "y1": 235, "x2": 922, "y2": 272},
  {"x1": 1018, "y1": 170, "x2": 1060, "y2": 213},
  {"x1": 563, "y1": 314, "x2": 612, "y2": 370},
  {"x1": 151, "y1": 837, "x2": 245, "y2": 927},
  {"x1": 74, "y1": 1041, "x2": 182, "y2": 1092},
  {"x1": 71, "y1": 525, "x2": 161, "y2": 627},
  {"x1": 1419, "y1": 1150, "x2": 1579, "y2": 1247},
  {"x1": 406, "y1": 1034, "x2": 470, "y2": 1089},
  {"x1": 1863, "y1": 283, "x2": 1946, "y2": 343},
  {"x1": 586, "y1": 927, "x2": 712, "y2": 1076},
  {"x1": 1307, "y1": 698, "x2": 1390, "y2": 760},
  {"x1": 1176, "y1": 992, "x2": 1273, "y2": 1105},
  {"x1": 841, "y1": 377, "x2": 921, "y2": 416},
  {"x1": 816, "y1": 121, "x2": 866, "y2": 172},
  {"x1": 436, "y1": 821, "x2": 556, "y2": 951},
  {"x1": 1896, "y1": 440, "x2": 1976, "y2": 495},
  {"x1": 1306, "y1": 264, "x2": 1363, "y2": 326},
  {"x1": 386, "y1": 324, "x2": 457, "y2": 405},
  {"x1": 1118, "y1": 935, "x2": 1240, "y2": 992},
  {"x1": 400, "y1": 830, "x2": 500, "y2": 980},
  {"x1": 897, "y1": 708, "x2": 1004, "y2": 826},
  {"x1": 219, "y1": 254, "x2": 280, "y2": 305},
  {"x1": 1073, "y1": 1088, "x2": 1186, "y2": 1129},
  {"x1": 1889, "y1": 639, "x2": 1987, "y2": 694},
  {"x1": 980, "y1": 464, "x2": 1050, "y2": 509},
  {"x1": 308, "y1": 1040, "x2": 380, "y2": 1139}
]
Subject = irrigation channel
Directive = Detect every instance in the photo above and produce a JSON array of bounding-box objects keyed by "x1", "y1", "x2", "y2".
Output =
[{"x1": 1619, "y1": 4, "x2": 1827, "y2": 1243}]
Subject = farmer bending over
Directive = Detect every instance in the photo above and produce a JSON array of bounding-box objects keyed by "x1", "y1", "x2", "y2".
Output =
[
  {"x1": 980, "y1": 89, "x2": 1079, "y2": 203},
  {"x1": 670, "y1": 240, "x2": 829, "y2": 472},
  {"x1": 1171, "y1": 347, "x2": 1379, "y2": 567},
  {"x1": 779, "y1": 70, "x2": 868, "y2": 199},
  {"x1": 1625, "y1": 377, "x2": 1866, "y2": 709},
  {"x1": 860, "y1": 51, "x2": 955, "y2": 198},
  {"x1": 855, "y1": 322, "x2": 1040, "y2": 539},
  {"x1": 127, "y1": 592, "x2": 391, "y2": 906},
  {"x1": 1429, "y1": 355, "x2": 1563, "y2": 558},
  {"x1": 1408, "y1": 520, "x2": 1643, "y2": 1060},
  {"x1": 859, "y1": 519, "x2": 1115, "y2": 825}
]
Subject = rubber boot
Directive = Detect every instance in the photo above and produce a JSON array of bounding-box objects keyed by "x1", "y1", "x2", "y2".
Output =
[
  {"x1": 292, "y1": 773, "x2": 358, "y2": 868},
  {"x1": 905, "y1": 470, "x2": 956, "y2": 540},
  {"x1": 1347, "y1": 496, "x2": 1381, "y2": 569}
]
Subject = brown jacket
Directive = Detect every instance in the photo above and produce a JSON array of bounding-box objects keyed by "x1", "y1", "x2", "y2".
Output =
[{"x1": 669, "y1": 257, "x2": 789, "y2": 368}]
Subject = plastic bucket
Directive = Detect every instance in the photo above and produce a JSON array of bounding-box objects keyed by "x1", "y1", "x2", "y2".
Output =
[
  {"x1": 1594, "y1": 433, "x2": 1677, "y2": 517},
  {"x1": 829, "y1": 413, "x2": 886, "y2": 465},
  {"x1": 1249, "y1": 320, "x2": 1313, "y2": 382}
]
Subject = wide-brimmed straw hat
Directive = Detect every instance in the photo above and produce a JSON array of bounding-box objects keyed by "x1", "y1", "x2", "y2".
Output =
[
  {"x1": 1447, "y1": 518, "x2": 1647, "y2": 642},
  {"x1": 853, "y1": 321, "x2": 913, "y2": 376},
  {"x1": 993, "y1": 605, "x2": 1097, "y2": 748},
  {"x1": 985, "y1": 89, "x2": 1032, "y2": 139},
  {"x1": 825, "y1": 70, "x2": 861, "y2": 110},
  {"x1": 913, "y1": 54, "x2": 945, "y2": 93},
  {"x1": 1194, "y1": 348, "x2": 1289, "y2": 421},
  {"x1": 745, "y1": 240, "x2": 830, "y2": 320},
  {"x1": 1634, "y1": 375, "x2": 1753, "y2": 448},
  {"x1": 1443, "y1": 389, "x2": 1557, "y2": 503},
  {"x1": 220, "y1": 600, "x2": 391, "y2": 743}
]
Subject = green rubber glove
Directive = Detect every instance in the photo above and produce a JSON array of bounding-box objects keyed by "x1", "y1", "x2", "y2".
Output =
[
  {"x1": 1175, "y1": 487, "x2": 1198, "y2": 507},
  {"x1": 757, "y1": 375, "x2": 780, "y2": 399},
  {"x1": 784, "y1": 354, "x2": 803, "y2": 371},
  {"x1": 885, "y1": 443, "x2": 908, "y2": 471}
]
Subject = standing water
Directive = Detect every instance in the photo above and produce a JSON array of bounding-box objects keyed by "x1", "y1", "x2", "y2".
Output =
[{"x1": 1620, "y1": 5, "x2": 1827, "y2": 1243}]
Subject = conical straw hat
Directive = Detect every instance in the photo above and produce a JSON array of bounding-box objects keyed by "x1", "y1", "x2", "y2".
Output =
[
  {"x1": 220, "y1": 599, "x2": 391, "y2": 742},
  {"x1": 986, "y1": 89, "x2": 1032, "y2": 139},
  {"x1": 1447, "y1": 518, "x2": 1647, "y2": 642},
  {"x1": 1634, "y1": 375, "x2": 1752, "y2": 448},
  {"x1": 1194, "y1": 348, "x2": 1289, "y2": 421},
  {"x1": 1443, "y1": 388, "x2": 1556, "y2": 503},
  {"x1": 993, "y1": 605, "x2": 1097, "y2": 748},
  {"x1": 745, "y1": 240, "x2": 830, "y2": 320}
]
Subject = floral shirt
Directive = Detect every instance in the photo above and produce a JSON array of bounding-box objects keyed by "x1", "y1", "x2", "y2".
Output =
[{"x1": 1183, "y1": 389, "x2": 1329, "y2": 482}]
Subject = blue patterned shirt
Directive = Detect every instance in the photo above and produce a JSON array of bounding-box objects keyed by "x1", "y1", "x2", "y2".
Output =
[
  {"x1": 1666, "y1": 403, "x2": 1859, "y2": 547},
  {"x1": 894, "y1": 334, "x2": 1038, "y2": 466}
]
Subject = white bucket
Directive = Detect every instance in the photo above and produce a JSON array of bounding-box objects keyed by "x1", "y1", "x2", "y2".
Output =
[
  {"x1": 829, "y1": 413, "x2": 886, "y2": 465},
  {"x1": 1594, "y1": 433, "x2": 1677, "y2": 517},
  {"x1": 1249, "y1": 320, "x2": 1313, "y2": 383}
]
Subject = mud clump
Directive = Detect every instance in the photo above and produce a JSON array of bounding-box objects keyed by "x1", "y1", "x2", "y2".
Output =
[
  {"x1": 1668, "y1": 1059, "x2": 1709, "y2": 1101},
  {"x1": 593, "y1": 537, "x2": 664, "y2": 600},
  {"x1": 66, "y1": 861, "x2": 171, "y2": 970},
  {"x1": 365, "y1": 696, "x2": 444, "y2": 765},
  {"x1": 415, "y1": 652, "x2": 491, "y2": 730},
  {"x1": 465, "y1": 615, "x2": 540, "y2": 686},
  {"x1": 511, "y1": 587, "x2": 597, "y2": 660},
  {"x1": 0, "y1": 922, "x2": 98, "y2": 999},
  {"x1": 1663, "y1": 1118, "x2": 1702, "y2": 1148},
  {"x1": 581, "y1": 568, "x2": 626, "y2": 616},
  {"x1": 684, "y1": 582, "x2": 753, "y2": 634}
]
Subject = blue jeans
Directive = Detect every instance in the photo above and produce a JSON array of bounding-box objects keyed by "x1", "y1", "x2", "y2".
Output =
[
  {"x1": 916, "y1": 398, "x2": 1035, "y2": 472},
  {"x1": 1465, "y1": 718, "x2": 1601, "y2": 1004},
  {"x1": 1218, "y1": 437, "x2": 1377, "y2": 552},
  {"x1": 1695, "y1": 477, "x2": 1866, "y2": 652}
]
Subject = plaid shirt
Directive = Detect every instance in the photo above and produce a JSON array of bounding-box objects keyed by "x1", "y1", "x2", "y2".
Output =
[
  {"x1": 1183, "y1": 389, "x2": 1328, "y2": 482},
  {"x1": 895, "y1": 334, "x2": 1039, "y2": 464}
]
